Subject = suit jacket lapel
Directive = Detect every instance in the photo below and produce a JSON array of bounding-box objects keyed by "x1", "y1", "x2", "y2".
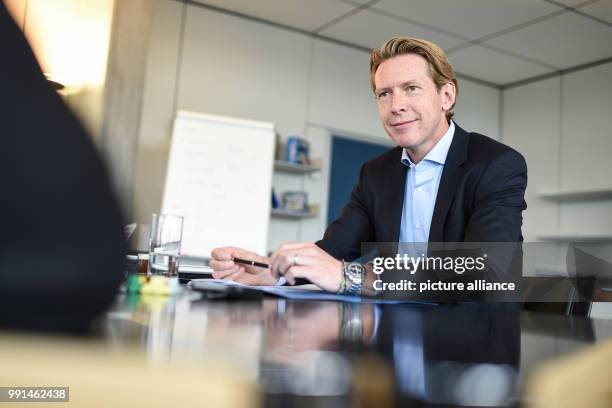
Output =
[{"x1": 428, "y1": 124, "x2": 469, "y2": 243}]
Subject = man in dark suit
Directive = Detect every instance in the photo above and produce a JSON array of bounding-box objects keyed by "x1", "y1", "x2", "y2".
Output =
[
  {"x1": 211, "y1": 37, "x2": 527, "y2": 297},
  {"x1": 0, "y1": 2, "x2": 126, "y2": 332}
]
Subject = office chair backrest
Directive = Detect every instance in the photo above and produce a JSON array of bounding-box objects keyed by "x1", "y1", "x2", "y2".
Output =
[{"x1": 521, "y1": 276, "x2": 595, "y2": 317}]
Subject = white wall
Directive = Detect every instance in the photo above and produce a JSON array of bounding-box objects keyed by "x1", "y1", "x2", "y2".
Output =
[
  {"x1": 177, "y1": 5, "x2": 311, "y2": 137},
  {"x1": 134, "y1": 0, "x2": 501, "y2": 252},
  {"x1": 559, "y1": 63, "x2": 612, "y2": 236},
  {"x1": 307, "y1": 39, "x2": 383, "y2": 138},
  {"x1": 454, "y1": 80, "x2": 501, "y2": 141},
  {"x1": 132, "y1": 0, "x2": 183, "y2": 247},
  {"x1": 503, "y1": 63, "x2": 612, "y2": 243},
  {"x1": 502, "y1": 77, "x2": 561, "y2": 242}
]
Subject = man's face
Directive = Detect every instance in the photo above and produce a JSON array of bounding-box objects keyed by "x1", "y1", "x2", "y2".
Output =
[{"x1": 374, "y1": 54, "x2": 455, "y2": 158}]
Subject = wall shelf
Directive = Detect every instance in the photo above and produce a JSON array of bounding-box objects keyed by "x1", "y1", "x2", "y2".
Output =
[
  {"x1": 274, "y1": 159, "x2": 322, "y2": 174},
  {"x1": 271, "y1": 208, "x2": 319, "y2": 219},
  {"x1": 539, "y1": 188, "x2": 612, "y2": 202},
  {"x1": 538, "y1": 233, "x2": 612, "y2": 242},
  {"x1": 537, "y1": 188, "x2": 612, "y2": 244}
]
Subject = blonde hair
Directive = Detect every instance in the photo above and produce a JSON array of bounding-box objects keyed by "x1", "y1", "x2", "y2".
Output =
[{"x1": 370, "y1": 37, "x2": 458, "y2": 120}]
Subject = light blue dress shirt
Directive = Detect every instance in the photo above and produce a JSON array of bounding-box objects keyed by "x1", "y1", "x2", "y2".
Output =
[{"x1": 399, "y1": 121, "x2": 455, "y2": 246}]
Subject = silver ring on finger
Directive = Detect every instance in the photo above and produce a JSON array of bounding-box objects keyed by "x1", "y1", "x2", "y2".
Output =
[{"x1": 293, "y1": 254, "x2": 299, "y2": 266}]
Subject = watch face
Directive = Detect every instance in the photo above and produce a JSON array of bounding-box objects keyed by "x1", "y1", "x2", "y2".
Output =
[{"x1": 347, "y1": 263, "x2": 363, "y2": 282}]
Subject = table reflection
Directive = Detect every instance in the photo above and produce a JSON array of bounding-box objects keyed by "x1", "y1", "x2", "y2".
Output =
[
  {"x1": 374, "y1": 304, "x2": 520, "y2": 406},
  {"x1": 106, "y1": 291, "x2": 598, "y2": 407}
]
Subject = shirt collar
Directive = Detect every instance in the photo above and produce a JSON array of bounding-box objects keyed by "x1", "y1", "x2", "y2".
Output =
[{"x1": 401, "y1": 121, "x2": 455, "y2": 167}]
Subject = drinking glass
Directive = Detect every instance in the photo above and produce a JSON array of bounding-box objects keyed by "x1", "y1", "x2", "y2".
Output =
[{"x1": 148, "y1": 213, "x2": 183, "y2": 276}]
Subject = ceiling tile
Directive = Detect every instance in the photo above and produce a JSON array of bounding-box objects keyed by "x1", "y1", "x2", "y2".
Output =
[
  {"x1": 486, "y1": 11, "x2": 612, "y2": 69},
  {"x1": 578, "y1": 0, "x2": 612, "y2": 24},
  {"x1": 371, "y1": 0, "x2": 561, "y2": 40},
  {"x1": 190, "y1": 0, "x2": 356, "y2": 32},
  {"x1": 447, "y1": 45, "x2": 554, "y2": 85},
  {"x1": 319, "y1": 8, "x2": 464, "y2": 50}
]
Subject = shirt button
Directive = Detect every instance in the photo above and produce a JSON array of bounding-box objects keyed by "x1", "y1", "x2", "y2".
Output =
[
  {"x1": 415, "y1": 223, "x2": 422, "y2": 229},
  {"x1": 416, "y1": 187, "x2": 423, "y2": 192}
]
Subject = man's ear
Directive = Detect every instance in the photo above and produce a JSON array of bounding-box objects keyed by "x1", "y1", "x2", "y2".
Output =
[{"x1": 441, "y1": 82, "x2": 456, "y2": 112}]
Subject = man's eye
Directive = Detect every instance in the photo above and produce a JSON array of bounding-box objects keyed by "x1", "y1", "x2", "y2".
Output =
[
  {"x1": 377, "y1": 91, "x2": 389, "y2": 99},
  {"x1": 407, "y1": 86, "x2": 418, "y2": 92}
]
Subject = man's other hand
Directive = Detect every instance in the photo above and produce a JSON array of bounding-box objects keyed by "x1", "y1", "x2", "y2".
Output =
[{"x1": 210, "y1": 246, "x2": 275, "y2": 286}]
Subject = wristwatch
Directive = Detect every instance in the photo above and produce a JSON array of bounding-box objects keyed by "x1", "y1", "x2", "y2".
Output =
[{"x1": 343, "y1": 261, "x2": 364, "y2": 296}]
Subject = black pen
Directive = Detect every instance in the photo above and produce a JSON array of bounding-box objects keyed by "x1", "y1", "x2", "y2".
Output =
[{"x1": 233, "y1": 257, "x2": 269, "y2": 269}]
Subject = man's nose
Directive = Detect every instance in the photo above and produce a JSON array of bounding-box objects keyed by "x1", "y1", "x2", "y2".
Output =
[{"x1": 390, "y1": 92, "x2": 407, "y2": 115}]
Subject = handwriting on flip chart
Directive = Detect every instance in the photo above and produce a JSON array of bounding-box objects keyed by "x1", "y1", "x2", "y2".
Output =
[{"x1": 161, "y1": 111, "x2": 275, "y2": 258}]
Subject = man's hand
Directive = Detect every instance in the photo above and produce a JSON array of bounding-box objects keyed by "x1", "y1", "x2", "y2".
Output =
[
  {"x1": 269, "y1": 242, "x2": 343, "y2": 292},
  {"x1": 210, "y1": 246, "x2": 275, "y2": 286}
]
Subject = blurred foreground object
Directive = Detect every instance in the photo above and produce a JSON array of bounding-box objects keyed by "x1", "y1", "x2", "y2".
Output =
[
  {"x1": 525, "y1": 339, "x2": 612, "y2": 408},
  {"x1": 0, "y1": 2, "x2": 125, "y2": 332},
  {"x1": 0, "y1": 333, "x2": 257, "y2": 407}
]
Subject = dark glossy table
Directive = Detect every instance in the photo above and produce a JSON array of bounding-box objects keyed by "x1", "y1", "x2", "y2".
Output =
[{"x1": 103, "y1": 288, "x2": 612, "y2": 407}]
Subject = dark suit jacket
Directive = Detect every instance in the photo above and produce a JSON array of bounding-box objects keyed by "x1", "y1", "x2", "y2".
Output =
[
  {"x1": 317, "y1": 123, "x2": 527, "y2": 261},
  {"x1": 0, "y1": 3, "x2": 126, "y2": 332}
]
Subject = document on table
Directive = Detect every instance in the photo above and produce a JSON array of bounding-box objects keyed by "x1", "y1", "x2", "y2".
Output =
[{"x1": 189, "y1": 279, "x2": 434, "y2": 305}]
